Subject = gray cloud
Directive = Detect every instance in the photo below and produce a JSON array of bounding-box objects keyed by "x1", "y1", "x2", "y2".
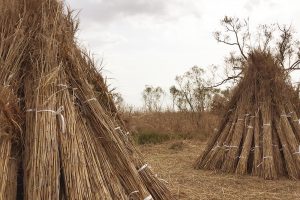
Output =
[
  {"x1": 244, "y1": 0, "x2": 277, "y2": 12},
  {"x1": 68, "y1": 0, "x2": 202, "y2": 25},
  {"x1": 68, "y1": 0, "x2": 167, "y2": 23},
  {"x1": 244, "y1": 0, "x2": 262, "y2": 11}
]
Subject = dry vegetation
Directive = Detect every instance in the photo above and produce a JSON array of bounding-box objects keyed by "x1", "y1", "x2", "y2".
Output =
[
  {"x1": 125, "y1": 111, "x2": 219, "y2": 143},
  {"x1": 195, "y1": 51, "x2": 300, "y2": 180},
  {"x1": 128, "y1": 102, "x2": 300, "y2": 199},
  {"x1": 0, "y1": 0, "x2": 174, "y2": 199},
  {"x1": 139, "y1": 140, "x2": 300, "y2": 200},
  {"x1": 2, "y1": 0, "x2": 300, "y2": 199}
]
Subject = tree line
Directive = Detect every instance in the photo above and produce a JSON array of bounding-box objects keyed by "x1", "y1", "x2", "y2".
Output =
[{"x1": 142, "y1": 66, "x2": 230, "y2": 112}]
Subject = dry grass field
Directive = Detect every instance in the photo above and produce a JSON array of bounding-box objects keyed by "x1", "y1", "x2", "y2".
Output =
[
  {"x1": 138, "y1": 140, "x2": 300, "y2": 200},
  {"x1": 126, "y1": 111, "x2": 219, "y2": 141}
]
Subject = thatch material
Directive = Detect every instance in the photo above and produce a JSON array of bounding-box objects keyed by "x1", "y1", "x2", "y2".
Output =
[
  {"x1": 194, "y1": 50, "x2": 300, "y2": 180},
  {"x1": 0, "y1": 87, "x2": 22, "y2": 200},
  {"x1": 0, "y1": 0, "x2": 175, "y2": 199}
]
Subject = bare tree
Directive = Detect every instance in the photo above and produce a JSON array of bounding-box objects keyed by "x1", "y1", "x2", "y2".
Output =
[
  {"x1": 212, "y1": 16, "x2": 300, "y2": 88},
  {"x1": 171, "y1": 66, "x2": 218, "y2": 112},
  {"x1": 169, "y1": 85, "x2": 179, "y2": 110},
  {"x1": 142, "y1": 85, "x2": 165, "y2": 112}
]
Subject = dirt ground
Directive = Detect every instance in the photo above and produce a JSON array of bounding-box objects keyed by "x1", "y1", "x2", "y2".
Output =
[{"x1": 138, "y1": 140, "x2": 300, "y2": 200}]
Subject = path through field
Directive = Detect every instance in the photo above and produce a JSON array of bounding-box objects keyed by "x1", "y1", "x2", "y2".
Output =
[{"x1": 138, "y1": 140, "x2": 300, "y2": 200}]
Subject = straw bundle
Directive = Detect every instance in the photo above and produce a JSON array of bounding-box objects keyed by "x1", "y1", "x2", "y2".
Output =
[
  {"x1": 0, "y1": 1, "x2": 26, "y2": 199},
  {"x1": 0, "y1": 0, "x2": 175, "y2": 199},
  {"x1": 194, "y1": 50, "x2": 300, "y2": 180},
  {"x1": 59, "y1": 13, "x2": 175, "y2": 198},
  {"x1": 0, "y1": 87, "x2": 21, "y2": 200},
  {"x1": 84, "y1": 49, "x2": 175, "y2": 200}
]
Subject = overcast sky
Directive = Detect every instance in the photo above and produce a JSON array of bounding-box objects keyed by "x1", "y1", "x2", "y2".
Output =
[{"x1": 68, "y1": 0, "x2": 300, "y2": 107}]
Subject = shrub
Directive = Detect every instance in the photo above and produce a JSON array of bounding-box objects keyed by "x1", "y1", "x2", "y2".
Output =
[{"x1": 133, "y1": 131, "x2": 170, "y2": 145}]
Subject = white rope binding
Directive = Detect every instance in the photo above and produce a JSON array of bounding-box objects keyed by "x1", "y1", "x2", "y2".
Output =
[
  {"x1": 84, "y1": 98, "x2": 97, "y2": 104},
  {"x1": 138, "y1": 164, "x2": 148, "y2": 173},
  {"x1": 257, "y1": 156, "x2": 272, "y2": 167},
  {"x1": 236, "y1": 156, "x2": 245, "y2": 159},
  {"x1": 128, "y1": 191, "x2": 139, "y2": 198},
  {"x1": 26, "y1": 106, "x2": 66, "y2": 133},
  {"x1": 250, "y1": 146, "x2": 260, "y2": 151},
  {"x1": 224, "y1": 145, "x2": 238, "y2": 148},
  {"x1": 293, "y1": 145, "x2": 300, "y2": 155},
  {"x1": 57, "y1": 84, "x2": 69, "y2": 88},
  {"x1": 144, "y1": 195, "x2": 153, "y2": 200},
  {"x1": 281, "y1": 114, "x2": 290, "y2": 118},
  {"x1": 263, "y1": 123, "x2": 271, "y2": 126},
  {"x1": 279, "y1": 145, "x2": 286, "y2": 151},
  {"x1": 212, "y1": 143, "x2": 221, "y2": 151}
]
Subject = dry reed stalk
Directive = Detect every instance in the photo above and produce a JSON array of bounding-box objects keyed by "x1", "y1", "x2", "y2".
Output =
[
  {"x1": 61, "y1": 30, "x2": 173, "y2": 199},
  {"x1": 285, "y1": 102, "x2": 300, "y2": 141},
  {"x1": 0, "y1": 0, "x2": 175, "y2": 198},
  {"x1": 195, "y1": 113, "x2": 232, "y2": 168},
  {"x1": 60, "y1": 41, "x2": 150, "y2": 198},
  {"x1": 221, "y1": 106, "x2": 246, "y2": 173},
  {"x1": 278, "y1": 106, "x2": 300, "y2": 174},
  {"x1": 75, "y1": 109, "x2": 128, "y2": 199},
  {"x1": 260, "y1": 100, "x2": 277, "y2": 179},
  {"x1": 194, "y1": 120, "x2": 228, "y2": 167},
  {"x1": 274, "y1": 117, "x2": 299, "y2": 179},
  {"x1": 136, "y1": 167, "x2": 175, "y2": 199},
  {"x1": 59, "y1": 8, "x2": 175, "y2": 198},
  {"x1": 0, "y1": 69, "x2": 21, "y2": 198},
  {"x1": 0, "y1": 103, "x2": 18, "y2": 200},
  {"x1": 203, "y1": 121, "x2": 235, "y2": 170},
  {"x1": 86, "y1": 65, "x2": 121, "y2": 120},
  {"x1": 55, "y1": 71, "x2": 95, "y2": 199},
  {"x1": 252, "y1": 111, "x2": 262, "y2": 176},
  {"x1": 0, "y1": 138, "x2": 18, "y2": 200},
  {"x1": 198, "y1": 109, "x2": 238, "y2": 170},
  {"x1": 272, "y1": 129, "x2": 284, "y2": 176},
  {"x1": 24, "y1": 2, "x2": 62, "y2": 197},
  {"x1": 0, "y1": 87, "x2": 22, "y2": 200},
  {"x1": 0, "y1": 15, "x2": 24, "y2": 195},
  {"x1": 113, "y1": 125, "x2": 176, "y2": 199},
  {"x1": 236, "y1": 116, "x2": 254, "y2": 175},
  {"x1": 24, "y1": 60, "x2": 60, "y2": 199},
  {"x1": 72, "y1": 83, "x2": 150, "y2": 199}
]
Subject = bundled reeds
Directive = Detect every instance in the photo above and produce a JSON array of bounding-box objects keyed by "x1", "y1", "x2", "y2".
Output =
[
  {"x1": 0, "y1": 87, "x2": 22, "y2": 200},
  {"x1": 0, "y1": 1, "x2": 26, "y2": 199},
  {"x1": 0, "y1": 0, "x2": 175, "y2": 199},
  {"x1": 194, "y1": 50, "x2": 300, "y2": 180}
]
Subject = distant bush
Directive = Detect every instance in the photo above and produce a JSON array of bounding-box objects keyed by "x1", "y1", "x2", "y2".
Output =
[{"x1": 133, "y1": 131, "x2": 171, "y2": 145}]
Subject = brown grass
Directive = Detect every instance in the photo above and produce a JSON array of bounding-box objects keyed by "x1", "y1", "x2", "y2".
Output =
[
  {"x1": 126, "y1": 111, "x2": 219, "y2": 141},
  {"x1": 139, "y1": 140, "x2": 300, "y2": 200}
]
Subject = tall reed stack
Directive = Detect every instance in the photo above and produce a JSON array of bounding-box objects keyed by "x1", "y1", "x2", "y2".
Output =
[
  {"x1": 0, "y1": 0, "x2": 175, "y2": 199},
  {"x1": 194, "y1": 50, "x2": 300, "y2": 180}
]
